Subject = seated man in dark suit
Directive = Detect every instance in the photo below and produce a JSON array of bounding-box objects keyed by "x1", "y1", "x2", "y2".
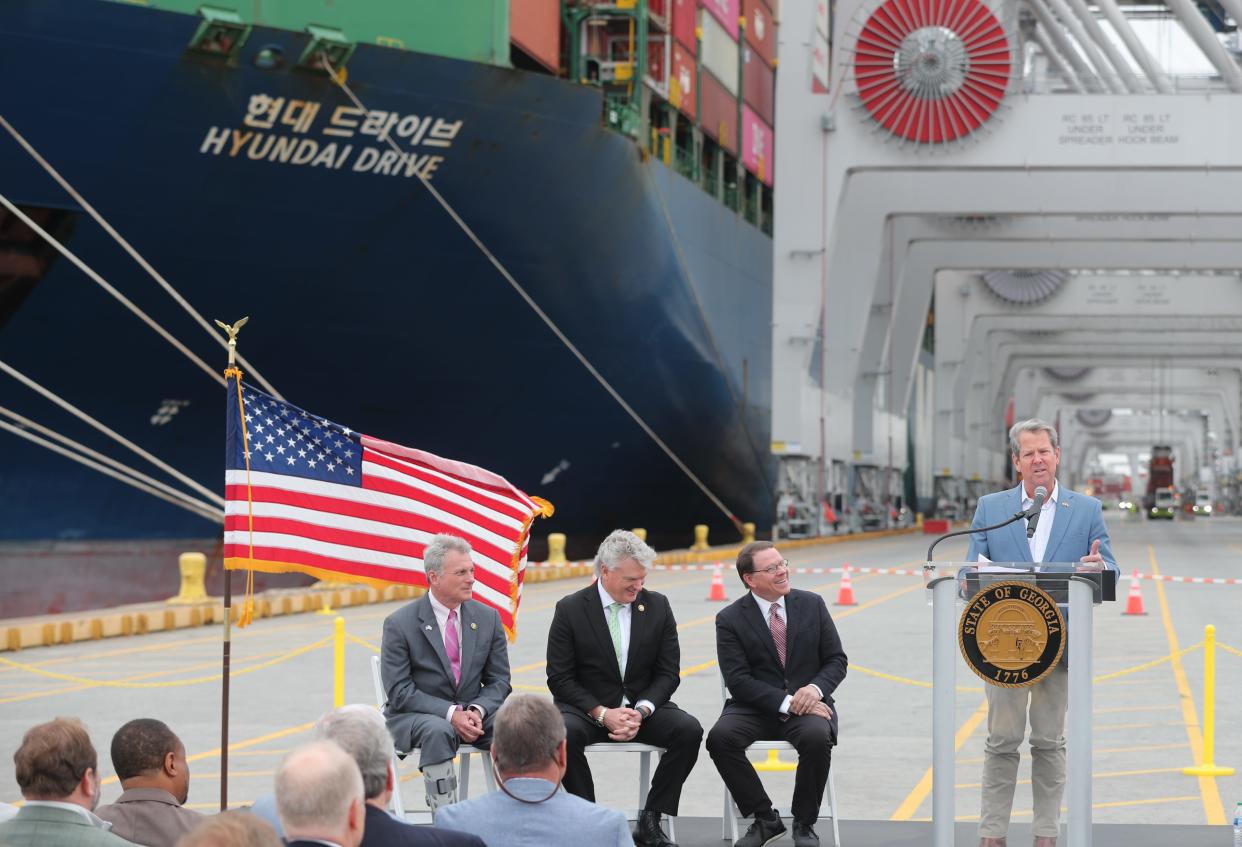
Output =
[
  {"x1": 546, "y1": 529, "x2": 702, "y2": 847},
  {"x1": 707, "y1": 541, "x2": 848, "y2": 847},
  {"x1": 0, "y1": 717, "x2": 134, "y2": 847},
  {"x1": 381, "y1": 534, "x2": 512, "y2": 813},
  {"x1": 96, "y1": 718, "x2": 202, "y2": 847},
  {"x1": 275, "y1": 741, "x2": 365, "y2": 847}
]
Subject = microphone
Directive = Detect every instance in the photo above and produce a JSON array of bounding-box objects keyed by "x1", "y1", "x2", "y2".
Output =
[{"x1": 1025, "y1": 485, "x2": 1049, "y2": 538}]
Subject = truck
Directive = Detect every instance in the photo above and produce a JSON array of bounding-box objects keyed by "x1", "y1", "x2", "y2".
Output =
[{"x1": 1145, "y1": 445, "x2": 1176, "y2": 519}]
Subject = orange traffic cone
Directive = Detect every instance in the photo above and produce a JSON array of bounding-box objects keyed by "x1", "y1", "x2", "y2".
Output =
[
  {"x1": 707, "y1": 563, "x2": 729, "y2": 601},
  {"x1": 835, "y1": 564, "x2": 857, "y2": 606},
  {"x1": 1123, "y1": 569, "x2": 1147, "y2": 616}
]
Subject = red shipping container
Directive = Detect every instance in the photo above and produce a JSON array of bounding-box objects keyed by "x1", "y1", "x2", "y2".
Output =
[
  {"x1": 649, "y1": 0, "x2": 668, "y2": 20},
  {"x1": 743, "y1": 46, "x2": 774, "y2": 124},
  {"x1": 670, "y1": 42, "x2": 697, "y2": 119},
  {"x1": 741, "y1": 104, "x2": 773, "y2": 185},
  {"x1": 701, "y1": 0, "x2": 741, "y2": 39},
  {"x1": 699, "y1": 69, "x2": 738, "y2": 153},
  {"x1": 510, "y1": 0, "x2": 561, "y2": 73},
  {"x1": 742, "y1": 0, "x2": 776, "y2": 66},
  {"x1": 672, "y1": 0, "x2": 697, "y2": 49}
]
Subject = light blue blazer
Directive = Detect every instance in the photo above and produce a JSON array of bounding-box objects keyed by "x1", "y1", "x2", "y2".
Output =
[{"x1": 966, "y1": 483, "x2": 1118, "y2": 571}]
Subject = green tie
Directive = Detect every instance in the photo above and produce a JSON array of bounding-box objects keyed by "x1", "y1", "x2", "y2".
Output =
[{"x1": 608, "y1": 602, "x2": 624, "y2": 674}]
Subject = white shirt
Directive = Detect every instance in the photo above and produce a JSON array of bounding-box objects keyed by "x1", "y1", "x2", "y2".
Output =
[
  {"x1": 597, "y1": 581, "x2": 655, "y2": 715},
  {"x1": 749, "y1": 592, "x2": 820, "y2": 714},
  {"x1": 429, "y1": 592, "x2": 480, "y2": 721},
  {"x1": 21, "y1": 801, "x2": 112, "y2": 830},
  {"x1": 1021, "y1": 481, "x2": 1060, "y2": 563}
]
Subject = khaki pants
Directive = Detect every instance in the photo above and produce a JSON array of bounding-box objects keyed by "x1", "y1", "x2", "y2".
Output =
[{"x1": 979, "y1": 665, "x2": 1067, "y2": 838}]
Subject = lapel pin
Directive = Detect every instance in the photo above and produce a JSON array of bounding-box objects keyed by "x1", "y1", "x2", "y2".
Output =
[
  {"x1": 637, "y1": 604, "x2": 645, "y2": 612},
  {"x1": 424, "y1": 624, "x2": 433, "y2": 631},
  {"x1": 470, "y1": 622, "x2": 478, "y2": 630},
  {"x1": 1061, "y1": 501, "x2": 1070, "y2": 508}
]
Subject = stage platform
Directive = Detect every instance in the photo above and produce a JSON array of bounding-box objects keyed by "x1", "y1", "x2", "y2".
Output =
[{"x1": 665, "y1": 817, "x2": 1228, "y2": 846}]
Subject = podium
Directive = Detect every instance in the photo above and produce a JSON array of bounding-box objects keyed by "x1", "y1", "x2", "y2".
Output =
[{"x1": 925, "y1": 564, "x2": 1117, "y2": 847}]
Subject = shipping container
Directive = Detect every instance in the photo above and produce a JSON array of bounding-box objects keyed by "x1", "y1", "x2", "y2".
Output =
[
  {"x1": 700, "y1": 9, "x2": 740, "y2": 96},
  {"x1": 700, "y1": 70, "x2": 739, "y2": 153},
  {"x1": 672, "y1": 0, "x2": 697, "y2": 48},
  {"x1": 742, "y1": 104, "x2": 773, "y2": 185},
  {"x1": 701, "y1": 0, "x2": 741, "y2": 38},
  {"x1": 510, "y1": 0, "x2": 560, "y2": 72},
  {"x1": 742, "y1": 0, "x2": 776, "y2": 66},
  {"x1": 743, "y1": 45, "x2": 774, "y2": 124},
  {"x1": 649, "y1": 0, "x2": 669, "y2": 22},
  {"x1": 670, "y1": 41, "x2": 698, "y2": 118},
  {"x1": 153, "y1": 0, "x2": 511, "y2": 65}
]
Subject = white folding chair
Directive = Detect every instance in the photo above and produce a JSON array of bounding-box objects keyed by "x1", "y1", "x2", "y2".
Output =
[
  {"x1": 719, "y1": 674, "x2": 841, "y2": 845},
  {"x1": 370, "y1": 654, "x2": 496, "y2": 821},
  {"x1": 583, "y1": 741, "x2": 677, "y2": 840}
]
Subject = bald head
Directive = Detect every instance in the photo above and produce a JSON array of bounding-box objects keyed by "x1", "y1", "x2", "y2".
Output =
[{"x1": 275, "y1": 741, "x2": 365, "y2": 847}]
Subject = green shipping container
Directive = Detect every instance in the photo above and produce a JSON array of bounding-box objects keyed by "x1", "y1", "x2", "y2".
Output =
[{"x1": 140, "y1": 0, "x2": 511, "y2": 65}]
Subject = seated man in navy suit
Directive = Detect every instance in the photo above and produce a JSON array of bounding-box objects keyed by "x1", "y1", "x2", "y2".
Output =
[{"x1": 967, "y1": 418, "x2": 1117, "y2": 847}]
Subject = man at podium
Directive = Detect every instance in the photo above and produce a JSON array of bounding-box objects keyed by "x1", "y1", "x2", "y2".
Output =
[{"x1": 966, "y1": 419, "x2": 1117, "y2": 847}]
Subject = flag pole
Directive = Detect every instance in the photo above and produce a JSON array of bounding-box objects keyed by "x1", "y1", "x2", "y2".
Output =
[{"x1": 215, "y1": 317, "x2": 248, "y2": 812}]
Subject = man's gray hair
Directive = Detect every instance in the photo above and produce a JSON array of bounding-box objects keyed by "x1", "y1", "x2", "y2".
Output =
[
  {"x1": 593, "y1": 529, "x2": 656, "y2": 577},
  {"x1": 275, "y1": 740, "x2": 363, "y2": 835},
  {"x1": 492, "y1": 693, "x2": 566, "y2": 775},
  {"x1": 313, "y1": 705, "x2": 393, "y2": 801},
  {"x1": 424, "y1": 534, "x2": 472, "y2": 577},
  {"x1": 1009, "y1": 418, "x2": 1059, "y2": 457}
]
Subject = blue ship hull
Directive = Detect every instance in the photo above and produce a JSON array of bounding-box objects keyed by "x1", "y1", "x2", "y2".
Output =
[{"x1": 0, "y1": 0, "x2": 773, "y2": 607}]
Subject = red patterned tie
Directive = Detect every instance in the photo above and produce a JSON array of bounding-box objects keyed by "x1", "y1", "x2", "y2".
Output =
[
  {"x1": 769, "y1": 602, "x2": 786, "y2": 666},
  {"x1": 445, "y1": 608, "x2": 461, "y2": 685}
]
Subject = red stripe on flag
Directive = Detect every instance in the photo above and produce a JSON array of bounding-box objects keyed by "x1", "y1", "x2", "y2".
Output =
[
  {"x1": 365, "y1": 449, "x2": 532, "y2": 522},
  {"x1": 360, "y1": 476, "x2": 520, "y2": 549},
  {"x1": 224, "y1": 484, "x2": 517, "y2": 569}
]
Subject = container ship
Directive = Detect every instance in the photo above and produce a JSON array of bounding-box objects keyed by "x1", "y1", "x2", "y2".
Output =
[{"x1": 0, "y1": 0, "x2": 778, "y2": 615}]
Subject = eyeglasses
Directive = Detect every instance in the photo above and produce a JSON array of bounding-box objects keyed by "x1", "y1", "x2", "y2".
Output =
[{"x1": 754, "y1": 559, "x2": 790, "y2": 576}]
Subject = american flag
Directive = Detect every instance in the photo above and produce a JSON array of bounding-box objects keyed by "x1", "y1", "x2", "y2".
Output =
[{"x1": 224, "y1": 374, "x2": 550, "y2": 634}]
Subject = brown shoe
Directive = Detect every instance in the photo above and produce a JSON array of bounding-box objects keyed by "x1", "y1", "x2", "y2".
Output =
[
  {"x1": 1033, "y1": 838, "x2": 1057, "y2": 847},
  {"x1": 979, "y1": 839, "x2": 1007, "y2": 847}
]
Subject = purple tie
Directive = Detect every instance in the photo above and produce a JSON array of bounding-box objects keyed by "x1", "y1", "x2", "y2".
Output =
[{"x1": 445, "y1": 608, "x2": 461, "y2": 685}]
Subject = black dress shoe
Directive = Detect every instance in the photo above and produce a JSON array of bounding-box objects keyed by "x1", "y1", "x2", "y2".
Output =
[
  {"x1": 735, "y1": 811, "x2": 787, "y2": 847},
  {"x1": 792, "y1": 822, "x2": 820, "y2": 847},
  {"x1": 633, "y1": 809, "x2": 677, "y2": 847}
]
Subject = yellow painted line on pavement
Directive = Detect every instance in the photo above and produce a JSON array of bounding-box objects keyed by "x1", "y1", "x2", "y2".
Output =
[
  {"x1": 950, "y1": 794, "x2": 1201, "y2": 820},
  {"x1": 890, "y1": 698, "x2": 989, "y2": 821},
  {"x1": 680, "y1": 659, "x2": 719, "y2": 678},
  {"x1": 512, "y1": 660, "x2": 546, "y2": 674},
  {"x1": 1149, "y1": 544, "x2": 1226, "y2": 825},
  {"x1": 514, "y1": 683, "x2": 549, "y2": 692}
]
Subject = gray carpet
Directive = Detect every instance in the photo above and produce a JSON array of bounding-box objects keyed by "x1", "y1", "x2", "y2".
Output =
[{"x1": 667, "y1": 818, "x2": 1229, "y2": 846}]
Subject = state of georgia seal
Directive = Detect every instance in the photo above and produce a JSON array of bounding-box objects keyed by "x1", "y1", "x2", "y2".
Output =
[{"x1": 959, "y1": 581, "x2": 1065, "y2": 688}]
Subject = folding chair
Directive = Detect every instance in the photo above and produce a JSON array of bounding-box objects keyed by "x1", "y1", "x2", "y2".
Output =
[
  {"x1": 370, "y1": 654, "x2": 496, "y2": 821},
  {"x1": 583, "y1": 741, "x2": 676, "y2": 840},
  {"x1": 719, "y1": 674, "x2": 841, "y2": 845}
]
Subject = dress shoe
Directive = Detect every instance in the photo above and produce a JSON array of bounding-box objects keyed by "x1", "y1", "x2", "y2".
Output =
[
  {"x1": 1033, "y1": 837, "x2": 1057, "y2": 847},
  {"x1": 979, "y1": 838, "x2": 1007, "y2": 847},
  {"x1": 792, "y1": 821, "x2": 820, "y2": 847},
  {"x1": 633, "y1": 810, "x2": 677, "y2": 847},
  {"x1": 734, "y1": 810, "x2": 787, "y2": 847}
]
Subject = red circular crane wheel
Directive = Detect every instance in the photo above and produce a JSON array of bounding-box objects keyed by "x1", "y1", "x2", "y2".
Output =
[{"x1": 854, "y1": 0, "x2": 1010, "y2": 143}]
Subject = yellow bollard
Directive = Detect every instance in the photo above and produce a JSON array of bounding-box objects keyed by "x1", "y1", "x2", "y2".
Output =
[
  {"x1": 333, "y1": 616, "x2": 346, "y2": 709},
  {"x1": 1183, "y1": 624, "x2": 1234, "y2": 776},
  {"x1": 742, "y1": 522, "x2": 756, "y2": 544},
  {"x1": 631, "y1": 528, "x2": 648, "y2": 542},
  {"x1": 166, "y1": 552, "x2": 210, "y2": 604},
  {"x1": 690, "y1": 524, "x2": 710, "y2": 551},
  {"x1": 547, "y1": 533, "x2": 568, "y2": 564},
  {"x1": 752, "y1": 749, "x2": 797, "y2": 772}
]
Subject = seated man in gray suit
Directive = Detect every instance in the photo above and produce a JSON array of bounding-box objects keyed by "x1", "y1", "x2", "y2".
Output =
[
  {"x1": 381, "y1": 533, "x2": 512, "y2": 812},
  {"x1": 436, "y1": 693, "x2": 633, "y2": 847},
  {"x1": 0, "y1": 717, "x2": 134, "y2": 847}
]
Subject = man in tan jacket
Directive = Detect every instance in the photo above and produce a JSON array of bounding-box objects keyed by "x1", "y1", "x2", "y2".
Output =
[{"x1": 96, "y1": 719, "x2": 201, "y2": 847}]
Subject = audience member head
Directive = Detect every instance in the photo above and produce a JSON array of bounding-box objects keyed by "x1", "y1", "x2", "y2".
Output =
[
  {"x1": 274, "y1": 741, "x2": 365, "y2": 847},
  {"x1": 593, "y1": 529, "x2": 655, "y2": 605},
  {"x1": 313, "y1": 705, "x2": 393, "y2": 805},
  {"x1": 176, "y1": 811, "x2": 281, "y2": 847},
  {"x1": 110, "y1": 718, "x2": 192, "y2": 804},
  {"x1": 491, "y1": 693, "x2": 567, "y2": 781},
  {"x1": 12, "y1": 717, "x2": 100, "y2": 809}
]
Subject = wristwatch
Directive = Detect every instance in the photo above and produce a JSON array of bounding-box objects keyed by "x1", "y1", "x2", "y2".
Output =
[
  {"x1": 592, "y1": 707, "x2": 607, "y2": 728},
  {"x1": 637, "y1": 705, "x2": 652, "y2": 720}
]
